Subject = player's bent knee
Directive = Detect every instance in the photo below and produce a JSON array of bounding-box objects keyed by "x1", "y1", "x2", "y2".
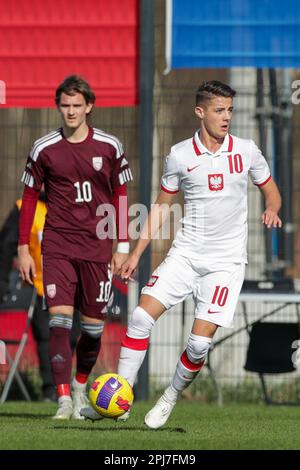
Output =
[
  {"x1": 80, "y1": 321, "x2": 104, "y2": 339},
  {"x1": 186, "y1": 333, "x2": 212, "y2": 363},
  {"x1": 48, "y1": 305, "x2": 74, "y2": 315},
  {"x1": 127, "y1": 306, "x2": 155, "y2": 339},
  {"x1": 139, "y1": 294, "x2": 166, "y2": 320}
]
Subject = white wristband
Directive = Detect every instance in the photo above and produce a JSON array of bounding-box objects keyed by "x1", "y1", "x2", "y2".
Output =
[{"x1": 116, "y1": 242, "x2": 130, "y2": 254}]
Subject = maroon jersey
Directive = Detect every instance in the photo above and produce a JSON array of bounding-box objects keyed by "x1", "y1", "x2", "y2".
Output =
[{"x1": 21, "y1": 127, "x2": 133, "y2": 262}]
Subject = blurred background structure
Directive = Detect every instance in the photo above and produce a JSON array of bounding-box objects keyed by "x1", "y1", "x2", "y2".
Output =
[{"x1": 0, "y1": 0, "x2": 300, "y2": 403}]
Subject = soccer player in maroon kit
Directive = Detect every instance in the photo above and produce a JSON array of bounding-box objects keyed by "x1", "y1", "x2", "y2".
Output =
[{"x1": 18, "y1": 75, "x2": 133, "y2": 419}]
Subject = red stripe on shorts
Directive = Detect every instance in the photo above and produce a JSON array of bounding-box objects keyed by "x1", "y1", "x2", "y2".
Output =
[
  {"x1": 122, "y1": 335, "x2": 149, "y2": 351},
  {"x1": 180, "y1": 350, "x2": 204, "y2": 372}
]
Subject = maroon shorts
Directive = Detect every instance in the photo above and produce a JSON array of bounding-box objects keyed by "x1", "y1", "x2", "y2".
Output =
[{"x1": 42, "y1": 256, "x2": 112, "y2": 319}]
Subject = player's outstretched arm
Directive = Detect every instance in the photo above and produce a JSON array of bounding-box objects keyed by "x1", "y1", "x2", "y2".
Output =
[
  {"x1": 120, "y1": 190, "x2": 176, "y2": 281},
  {"x1": 259, "y1": 178, "x2": 282, "y2": 229}
]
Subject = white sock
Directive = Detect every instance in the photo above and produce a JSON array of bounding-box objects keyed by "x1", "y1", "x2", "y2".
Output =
[
  {"x1": 118, "y1": 345, "x2": 148, "y2": 388},
  {"x1": 171, "y1": 360, "x2": 200, "y2": 392},
  {"x1": 72, "y1": 378, "x2": 87, "y2": 391},
  {"x1": 163, "y1": 385, "x2": 179, "y2": 403},
  {"x1": 118, "y1": 306, "x2": 155, "y2": 387},
  {"x1": 58, "y1": 395, "x2": 72, "y2": 404},
  {"x1": 171, "y1": 349, "x2": 206, "y2": 392},
  {"x1": 171, "y1": 336, "x2": 211, "y2": 392}
]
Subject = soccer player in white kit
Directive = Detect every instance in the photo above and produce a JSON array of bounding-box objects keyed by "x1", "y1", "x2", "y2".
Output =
[
  {"x1": 119, "y1": 80, "x2": 282, "y2": 428},
  {"x1": 82, "y1": 80, "x2": 282, "y2": 426}
]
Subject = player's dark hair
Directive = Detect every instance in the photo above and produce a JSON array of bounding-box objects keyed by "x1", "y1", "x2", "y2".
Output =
[
  {"x1": 196, "y1": 80, "x2": 236, "y2": 105},
  {"x1": 55, "y1": 75, "x2": 96, "y2": 106}
]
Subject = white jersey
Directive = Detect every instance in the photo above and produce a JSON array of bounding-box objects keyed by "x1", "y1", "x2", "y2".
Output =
[{"x1": 160, "y1": 131, "x2": 271, "y2": 263}]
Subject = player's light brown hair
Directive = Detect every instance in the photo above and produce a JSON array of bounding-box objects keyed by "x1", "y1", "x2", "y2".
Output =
[
  {"x1": 196, "y1": 80, "x2": 236, "y2": 105},
  {"x1": 55, "y1": 75, "x2": 96, "y2": 106}
]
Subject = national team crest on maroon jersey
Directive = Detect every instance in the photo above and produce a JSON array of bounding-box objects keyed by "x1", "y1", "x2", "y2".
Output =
[
  {"x1": 208, "y1": 174, "x2": 224, "y2": 191},
  {"x1": 47, "y1": 284, "x2": 56, "y2": 299},
  {"x1": 92, "y1": 157, "x2": 103, "y2": 171}
]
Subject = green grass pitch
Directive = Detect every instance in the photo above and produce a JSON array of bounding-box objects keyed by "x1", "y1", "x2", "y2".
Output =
[{"x1": 0, "y1": 401, "x2": 299, "y2": 450}]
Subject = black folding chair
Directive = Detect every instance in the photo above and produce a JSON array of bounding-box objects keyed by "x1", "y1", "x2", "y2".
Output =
[
  {"x1": 244, "y1": 321, "x2": 300, "y2": 405},
  {"x1": 0, "y1": 286, "x2": 37, "y2": 403}
]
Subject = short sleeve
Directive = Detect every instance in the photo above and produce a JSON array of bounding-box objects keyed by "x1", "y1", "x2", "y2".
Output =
[
  {"x1": 160, "y1": 152, "x2": 180, "y2": 194},
  {"x1": 249, "y1": 140, "x2": 271, "y2": 186},
  {"x1": 21, "y1": 147, "x2": 46, "y2": 191}
]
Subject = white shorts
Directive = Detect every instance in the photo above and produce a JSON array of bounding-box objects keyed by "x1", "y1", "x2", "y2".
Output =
[{"x1": 141, "y1": 251, "x2": 245, "y2": 328}]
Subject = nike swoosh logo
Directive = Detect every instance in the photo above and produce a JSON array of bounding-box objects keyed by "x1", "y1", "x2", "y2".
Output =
[
  {"x1": 208, "y1": 309, "x2": 219, "y2": 314},
  {"x1": 187, "y1": 164, "x2": 201, "y2": 172}
]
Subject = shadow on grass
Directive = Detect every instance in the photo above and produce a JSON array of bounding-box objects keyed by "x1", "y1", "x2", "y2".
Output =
[
  {"x1": 0, "y1": 412, "x2": 52, "y2": 419},
  {"x1": 52, "y1": 425, "x2": 186, "y2": 433},
  {"x1": 0, "y1": 411, "x2": 187, "y2": 433}
]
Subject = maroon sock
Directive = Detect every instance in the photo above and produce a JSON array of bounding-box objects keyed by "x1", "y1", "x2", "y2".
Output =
[
  {"x1": 76, "y1": 334, "x2": 101, "y2": 376},
  {"x1": 49, "y1": 327, "x2": 72, "y2": 386}
]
